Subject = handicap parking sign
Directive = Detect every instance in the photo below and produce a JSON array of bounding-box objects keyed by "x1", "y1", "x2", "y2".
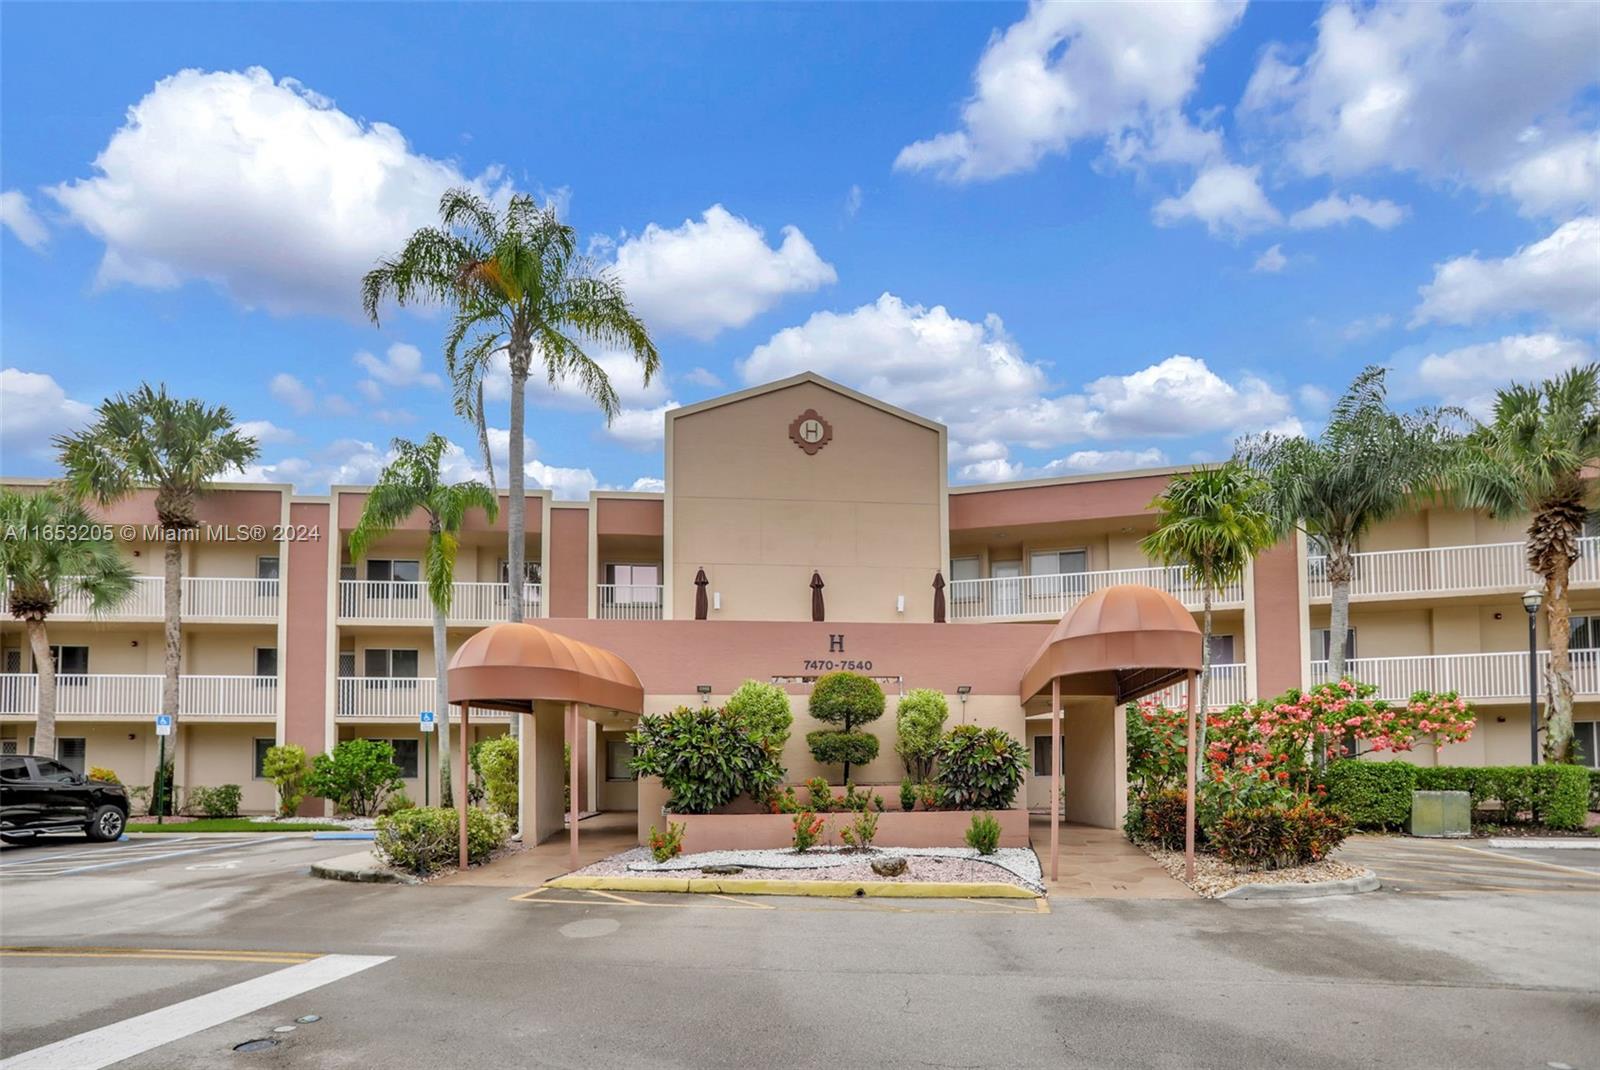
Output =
[
  {"x1": 155, "y1": 714, "x2": 173, "y2": 736},
  {"x1": 419, "y1": 710, "x2": 436, "y2": 733}
]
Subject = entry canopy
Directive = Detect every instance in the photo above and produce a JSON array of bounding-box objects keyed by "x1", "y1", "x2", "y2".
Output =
[
  {"x1": 1019, "y1": 584, "x2": 1203, "y2": 704},
  {"x1": 448, "y1": 622, "x2": 644, "y2": 715}
]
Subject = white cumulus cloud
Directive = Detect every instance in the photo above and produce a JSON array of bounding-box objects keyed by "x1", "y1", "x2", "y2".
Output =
[
  {"x1": 1253, "y1": 244, "x2": 1288, "y2": 273},
  {"x1": 1411, "y1": 216, "x2": 1600, "y2": 329},
  {"x1": 1288, "y1": 193, "x2": 1406, "y2": 230},
  {"x1": 268, "y1": 373, "x2": 316, "y2": 415},
  {"x1": 354, "y1": 343, "x2": 442, "y2": 390},
  {"x1": 1413, "y1": 333, "x2": 1594, "y2": 416},
  {"x1": 0, "y1": 191, "x2": 48, "y2": 250},
  {"x1": 0, "y1": 369, "x2": 92, "y2": 463},
  {"x1": 604, "y1": 402, "x2": 680, "y2": 450},
  {"x1": 628, "y1": 476, "x2": 665, "y2": 493},
  {"x1": 232, "y1": 419, "x2": 297, "y2": 446},
  {"x1": 611, "y1": 205, "x2": 836, "y2": 339},
  {"x1": 1152, "y1": 163, "x2": 1280, "y2": 237}
]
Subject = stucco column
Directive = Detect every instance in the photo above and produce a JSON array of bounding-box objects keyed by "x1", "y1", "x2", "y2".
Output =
[
  {"x1": 458, "y1": 704, "x2": 470, "y2": 871},
  {"x1": 568, "y1": 703, "x2": 579, "y2": 872},
  {"x1": 528, "y1": 703, "x2": 565, "y2": 845},
  {"x1": 1183, "y1": 670, "x2": 1198, "y2": 883},
  {"x1": 517, "y1": 709, "x2": 534, "y2": 841},
  {"x1": 1050, "y1": 676, "x2": 1061, "y2": 883}
]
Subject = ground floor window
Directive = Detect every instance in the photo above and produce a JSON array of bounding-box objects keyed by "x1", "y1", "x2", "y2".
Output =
[
  {"x1": 606, "y1": 739, "x2": 635, "y2": 781},
  {"x1": 1572, "y1": 722, "x2": 1599, "y2": 769},
  {"x1": 388, "y1": 739, "x2": 419, "y2": 779},
  {"x1": 1032, "y1": 734, "x2": 1052, "y2": 777},
  {"x1": 56, "y1": 737, "x2": 86, "y2": 775},
  {"x1": 253, "y1": 738, "x2": 275, "y2": 779}
]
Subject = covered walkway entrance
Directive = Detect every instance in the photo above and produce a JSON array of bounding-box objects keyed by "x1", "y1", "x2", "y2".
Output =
[{"x1": 447, "y1": 622, "x2": 644, "y2": 871}]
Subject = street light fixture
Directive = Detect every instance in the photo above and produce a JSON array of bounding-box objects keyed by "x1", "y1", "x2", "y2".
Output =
[{"x1": 1522, "y1": 588, "x2": 1542, "y2": 764}]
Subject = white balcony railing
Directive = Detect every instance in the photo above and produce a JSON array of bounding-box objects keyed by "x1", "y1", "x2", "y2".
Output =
[
  {"x1": 596, "y1": 584, "x2": 664, "y2": 621},
  {"x1": 2, "y1": 576, "x2": 164, "y2": 619},
  {"x1": 1307, "y1": 536, "x2": 1599, "y2": 601},
  {"x1": 183, "y1": 577, "x2": 279, "y2": 619},
  {"x1": 1146, "y1": 664, "x2": 1249, "y2": 711},
  {"x1": 1310, "y1": 650, "x2": 1600, "y2": 702},
  {"x1": 947, "y1": 566, "x2": 1244, "y2": 622},
  {"x1": 338, "y1": 580, "x2": 544, "y2": 624},
  {"x1": 0, "y1": 673, "x2": 276, "y2": 718},
  {"x1": 335, "y1": 677, "x2": 511, "y2": 721}
]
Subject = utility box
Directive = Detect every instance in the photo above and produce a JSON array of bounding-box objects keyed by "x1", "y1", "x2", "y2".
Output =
[{"x1": 1409, "y1": 790, "x2": 1471, "y2": 838}]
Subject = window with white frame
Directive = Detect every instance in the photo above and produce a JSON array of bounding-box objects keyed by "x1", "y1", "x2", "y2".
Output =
[
  {"x1": 1029, "y1": 549, "x2": 1088, "y2": 576},
  {"x1": 56, "y1": 737, "x2": 86, "y2": 775},
  {"x1": 1208, "y1": 635, "x2": 1237, "y2": 664},
  {"x1": 606, "y1": 739, "x2": 635, "y2": 781},
  {"x1": 253, "y1": 738, "x2": 275, "y2": 779},
  {"x1": 604, "y1": 564, "x2": 660, "y2": 605},
  {"x1": 1571, "y1": 722, "x2": 1599, "y2": 770},
  {"x1": 388, "y1": 739, "x2": 419, "y2": 779},
  {"x1": 498, "y1": 559, "x2": 542, "y2": 585},
  {"x1": 45, "y1": 645, "x2": 89, "y2": 675},
  {"x1": 949, "y1": 556, "x2": 981, "y2": 602},
  {"x1": 1032, "y1": 734, "x2": 1052, "y2": 777},
  {"x1": 254, "y1": 648, "x2": 277, "y2": 685},
  {"x1": 364, "y1": 649, "x2": 419, "y2": 679},
  {"x1": 1311, "y1": 628, "x2": 1357, "y2": 662}
]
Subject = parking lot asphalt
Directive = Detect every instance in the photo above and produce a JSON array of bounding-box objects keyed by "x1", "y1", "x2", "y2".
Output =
[
  {"x1": 1, "y1": 833, "x2": 1596, "y2": 1069},
  {"x1": 1336, "y1": 833, "x2": 1600, "y2": 895}
]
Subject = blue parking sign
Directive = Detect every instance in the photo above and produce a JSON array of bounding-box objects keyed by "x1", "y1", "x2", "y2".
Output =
[
  {"x1": 419, "y1": 710, "x2": 436, "y2": 733},
  {"x1": 155, "y1": 714, "x2": 173, "y2": 736}
]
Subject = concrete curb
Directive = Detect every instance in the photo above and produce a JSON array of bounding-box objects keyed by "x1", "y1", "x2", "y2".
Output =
[
  {"x1": 309, "y1": 850, "x2": 419, "y2": 885},
  {"x1": 1485, "y1": 837, "x2": 1600, "y2": 850},
  {"x1": 546, "y1": 874, "x2": 1040, "y2": 899},
  {"x1": 1217, "y1": 870, "x2": 1380, "y2": 900}
]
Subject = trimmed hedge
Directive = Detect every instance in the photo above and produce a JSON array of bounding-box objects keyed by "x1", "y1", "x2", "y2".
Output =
[
  {"x1": 1414, "y1": 764, "x2": 1590, "y2": 831},
  {"x1": 1589, "y1": 769, "x2": 1600, "y2": 814},
  {"x1": 806, "y1": 729, "x2": 880, "y2": 768},
  {"x1": 1324, "y1": 760, "x2": 1417, "y2": 829},
  {"x1": 375, "y1": 806, "x2": 509, "y2": 874}
]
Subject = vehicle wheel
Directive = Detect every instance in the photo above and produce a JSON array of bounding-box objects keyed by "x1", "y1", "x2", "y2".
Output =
[{"x1": 85, "y1": 806, "x2": 126, "y2": 842}]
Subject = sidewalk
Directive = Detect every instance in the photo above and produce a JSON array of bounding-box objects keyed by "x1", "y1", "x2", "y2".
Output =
[{"x1": 1031, "y1": 817, "x2": 1194, "y2": 899}]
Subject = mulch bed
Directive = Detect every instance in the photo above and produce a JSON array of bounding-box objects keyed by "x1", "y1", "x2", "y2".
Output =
[{"x1": 1138, "y1": 843, "x2": 1367, "y2": 898}]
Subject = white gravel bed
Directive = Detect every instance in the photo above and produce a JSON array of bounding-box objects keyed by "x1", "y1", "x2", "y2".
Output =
[
  {"x1": 577, "y1": 845, "x2": 1043, "y2": 891},
  {"x1": 249, "y1": 814, "x2": 377, "y2": 830},
  {"x1": 1140, "y1": 843, "x2": 1367, "y2": 898}
]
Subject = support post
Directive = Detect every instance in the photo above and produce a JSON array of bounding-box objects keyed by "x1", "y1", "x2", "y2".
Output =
[
  {"x1": 568, "y1": 702, "x2": 580, "y2": 873},
  {"x1": 1050, "y1": 676, "x2": 1061, "y2": 883},
  {"x1": 1184, "y1": 670, "x2": 1198, "y2": 883},
  {"x1": 458, "y1": 704, "x2": 471, "y2": 871}
]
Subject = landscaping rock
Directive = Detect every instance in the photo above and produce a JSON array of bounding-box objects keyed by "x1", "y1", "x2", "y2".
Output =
[
  {"x1": 870, "y1": 856, "x2": 908, "y2": 877},
  {"x1": 701, "y1": 864, "x2": 744, "y2": 875}
]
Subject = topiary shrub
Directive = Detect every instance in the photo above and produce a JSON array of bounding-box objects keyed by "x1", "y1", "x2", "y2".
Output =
[
  {"x1": 807, "y1": 672, "x2": 885, "y2": 782},
  {"x1": 1324, "y1": 760, "x2": 1417, "y2": 829},
  {"x1": 628, "y1": 705, "x2": 782, "y2": 814},
  {"x1": 895, "y1": 689, "x2": 948, "y2": 782},
  {"x1": 806, "y1": 730, "x2": 879, "y2": 771},
  {"x1": 476, "y1": 735, "x2": 519, "y2": 820},
  {"x1": 934, "y1": 725, "x2": 1028, "y2": 810},
  {"x1": 305, "y1": 739, "x2": 403, "y2": 817},
  {"x1": 262, "y1": 743, "x2": 309, "y2": 818},
  {"x1": 965, "y1": 812, "x2": 1001, "y2": 855},
  {"x1": 725, "y1": 680, "x2": 793, "y2": 761},
  {"x1": 375, "y1": 806, "x2": 509, "y2": 874}
]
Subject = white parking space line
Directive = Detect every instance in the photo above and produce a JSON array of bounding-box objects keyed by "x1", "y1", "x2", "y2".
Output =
[
  {"x1": 0, "y1": 839, "x2": 199, "y2": 868},
  {"x1": 0, "y1": 953, "x2": 392, "y2": 1070},
  {"x1": 0, "y1": 838, "x2": 295, "y2": 879}
]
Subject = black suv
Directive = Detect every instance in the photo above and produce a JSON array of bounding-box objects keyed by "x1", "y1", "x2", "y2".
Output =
[{"x1": 0, "y1": 755, "x2": 129, "y2": 843}]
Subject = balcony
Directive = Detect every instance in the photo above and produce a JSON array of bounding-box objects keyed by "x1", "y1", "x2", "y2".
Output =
[
  {"x1": 1310, "y1": 650, "x2": 1600, "y2": 703},
  {"x1": 2, "y1": 576, "x2": 279, "y2": 622},
  {"x1": 335, "y1": 677, "x2": 511, "y2": 721},
  {"x1": 1307, "y1": 536, "x2": 1599, "y2": 602},
  {"x1": 596, "y1": 583, "x2": 664, "y2": 621},
  {"x1": 338, "y1": 580, "x2": 544, "y2": 624},
  {"x1": 948, "y1": 566, "x2": 1244, "y2": 623},
  {"x1": 0, "y1": 674, "x2": 278, "y2": 719},
  {"x1": 1145, "y1": 663, "x2": 1249, "y2": 710}
]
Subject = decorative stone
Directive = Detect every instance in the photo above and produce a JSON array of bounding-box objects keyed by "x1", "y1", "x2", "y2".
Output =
[
  {"x1": 870, "y1": 856, "x2": 908, "y2": 877},
  {"x1": 701, "y1": 864, "x2": 743, "y2": 875}
]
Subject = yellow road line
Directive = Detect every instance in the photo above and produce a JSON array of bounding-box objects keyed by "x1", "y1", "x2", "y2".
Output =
[
  {"x1": 706, "y1": 893, "x2": 776, "y2": 909},
  {"x1": 1450, "y1": 843, "x2": 1600, "y2": 878},
  {"x1": 509, "y1": 887, "x2": 1053, "y2": 915},
  {"x1": 583, "y1": 888, "x2": 649, "y2": 906}
]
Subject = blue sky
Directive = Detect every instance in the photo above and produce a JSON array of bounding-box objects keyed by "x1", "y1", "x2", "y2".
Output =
[{"x1": 2, "y1": 2, "x2": 1596, "y2": 496}]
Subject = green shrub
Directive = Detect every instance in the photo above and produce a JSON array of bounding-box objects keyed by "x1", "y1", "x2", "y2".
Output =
[
  {"x1": 1589, "y1": 770, "x2": 1600, "y2": 814},
  {"x1": 934, "y1": 725, "x2": 1027, "y2": 810},
  {"x1": 1324, "y1": 760, "x2": 1417, "y2": 829},
  {"x1": 1209, "y1": 801, "x2": 1350, "y2": 870},
  {"x1": 374, "y1": 806, "x2": 509, "y2": 874},
  {"x1": 476, "y1": 735, "x2": 519, "y2": 820},
  {"x1": 148, "y1": 757, "x2": 175, "y2": 817},
  {"x1": 899, "y1": 776, "x2": 917, "y2": 812},
  {"x1": 1414, "y1": 764, "x2": 1590, "y2": 830},
  {"x1": 380, "y1": 790, "x2": 414, "y2": 816},
  {"x1": 261, "y1": 744, "x2": 308, "y2": 817},
  {"x1": 725, "y1": 680, "x2": 793, "y2": 760},
  {"x1": 1135, "y1": 789, "x2": 1195, "y2": 850},
  {"x1": 840, "y1": 807, "x2": 879, "y2": 850},
  {"x1": 807, "y1": 672, "x2": 885, "y2": 781},
  {"x1": 305, "y1": 739, "x2": 403, "y2": 817},
  {"x1": 965, "y1": 812, "x2": 1001, "y2": 855},
  {"x1": 88, "y1": 765, "x2": 121, "y2": 785},
  {"x1": 895, "y1": 689, "x2": 948, "y2": 782},
  {"x1": 916, "y1": 780, "x2": 941, "y2": 810},
  {"x1": 792, "y1": 811, "x2": 825, "y2": 852},
  {"x1": 628, "y1": 705, "x2": 782, "y2": 814},
  {"x1": 648, "y1": 821, "x2": 685, "y2": 862},
  {"x1": 804, "y1": 776, "x2": 838, "y2": 811},
  {"x1": 183, "y1": 784, "x2": 242, "y2": 818},
  {"x1": 806, "y1": 730, "x2": 879, "y2": 770}
]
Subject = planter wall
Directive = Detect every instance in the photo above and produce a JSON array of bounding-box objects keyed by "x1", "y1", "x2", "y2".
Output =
[{"x1": 644, "y1": 807, "x2": 1030, "y2": 854}]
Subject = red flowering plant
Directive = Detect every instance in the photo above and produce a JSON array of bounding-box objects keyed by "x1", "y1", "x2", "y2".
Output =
[{"x1": 791, "y1": 811, "x2": 827, "y2": 853}]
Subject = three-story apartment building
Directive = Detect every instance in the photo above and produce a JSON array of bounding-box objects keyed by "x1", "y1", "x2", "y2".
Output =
[{"x1": 4, "y1": 372, "x2": 1594, "y2": 825}]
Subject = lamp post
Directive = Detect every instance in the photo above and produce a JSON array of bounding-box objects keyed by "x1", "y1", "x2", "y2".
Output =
[{"x1": 1522, "y1": 588, "x2": 1543, "y2": 764}]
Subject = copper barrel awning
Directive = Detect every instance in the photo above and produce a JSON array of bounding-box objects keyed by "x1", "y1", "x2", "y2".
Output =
[
  {"x1": 1019, "y1": 584, "x2": 1203, "y2": 704},
  {"x1": 448, "y1": 622, "x2": 644, "y2": 715}
]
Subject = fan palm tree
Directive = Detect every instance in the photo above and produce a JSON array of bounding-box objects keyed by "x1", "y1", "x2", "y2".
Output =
[
  {"x1": 1140, "y1": 462, "x2": 1276, "y2": 759},
  {"x1": 56, "y1": 384, "x2": 259, "y2": 780},
  {"x1": 0, "y1": 488, "x2": 136, "y2": 758},
  {"x1": 362, "y1": 188, "x2": 658, "y2": 623},
  {"x1": 348, "y1": 434, "x2": 498, "y2": 804},
  {"x1": 1451, "y1": 365, "x2": 1600, "y2": 762},
  {"x1": 1236, "y1": 367, "x2": 1462, "y2": 689}
]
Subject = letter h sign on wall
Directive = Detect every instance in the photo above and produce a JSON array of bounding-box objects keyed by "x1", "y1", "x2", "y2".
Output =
[{"x1": 829, "y1": 634, "x2": 845, "y2": 653}]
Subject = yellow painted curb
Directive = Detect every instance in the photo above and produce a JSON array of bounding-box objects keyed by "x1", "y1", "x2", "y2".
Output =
[{"x1": 545, "y1": 874, "x2": 1040, "y2": 899}]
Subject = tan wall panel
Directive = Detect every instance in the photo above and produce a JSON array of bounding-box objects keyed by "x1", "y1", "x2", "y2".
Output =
[{"x1": 184, "y1": 723, "x2": 276, "y2": 813}]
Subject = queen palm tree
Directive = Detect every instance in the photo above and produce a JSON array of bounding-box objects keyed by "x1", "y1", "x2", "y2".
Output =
[
  {"x1": 0, "y1": 488, "x2": 135, "y2": 758},
  {"x1": 1140, "y1": 462, "x2": 1276, "y2": 759},
  {"x1": 1451, "y1": 364, "x2": 1600, "y2": 762},
  {"x1": 349, "y1": 434, "x2": 497, "y2": 804},
  {"x1": 362, "y1": 188, "x2": 658, "y2": 624},
  {"x1": 56, "y1": 385, "x2": 259, "y2": 782},
  {"x1": 1236, "y1": 367, "x2": 1461, "y2": 689}
]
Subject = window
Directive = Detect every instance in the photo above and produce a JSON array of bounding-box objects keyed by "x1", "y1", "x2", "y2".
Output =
[
  {"x1": 389, "y1": 739, "x2": 419, "y2": 779},
  {"x1": 1208, "y1": 635, "x2": 1236, "y2": 665},
  {"x1": 606, "y1": 739, "x2": 635, "y2": 781},
  {"x1": 1586, "y1": 511, "x2": 1600, "y2": 539},
  {"x1": 1571, "y1": 722, "x2": 1599, "y2": 770},
  {"x1": 365, "y1": 559, "x2": 420, "y2": 597},
  {"x1": 56, "y1": 738, "x2": 86, "y2": 775},
  {"x1": 34, "y1": 756, "x2": 77, "y2": 781},
  {"x1": 3, "y1": 650, "x2": 20, "y2": 673},
  {"x1": 0, "y1": 756, "x2": 27, "y2": 782},
  {"x1": 254, "y1": 648, "x2": 278, "y2": 681},
  {"x1": 364, "y1": 649, "x2": 419, "y2": 679},
  {"x1": 949, "y1": 557, "x2": 981, "y2": 603},
  {"x1": 1029, "y1": 549, "x2": 1088, "y2": 576},
  {"x1": 1033, "y1": 734, "x2": 1053, "y2": 777},
  {"x1": 1571, "y1": 616, "x2": 1599, "y2": 651},
  {"x1": 253, "y1": 738, "x2": 275, "y2": 779},
  {"x1": 604, "y1": 564, "x2": 660, "y2": 605},
  {"x1": 338, "y1": 651, "x2": 356, "y2": 677},
  {"x1": 498, "y1": 560, "x2": 543, "y2": 585},
  {"x1": 45, "y1": 645, "x2": 89, "y2": 677},
  {"x1": 256, "y1": 556, "x2": 279, "y2": 598},
  {"x1": 1311, "y1": 628, "x2": 1357, "y2": 661}
]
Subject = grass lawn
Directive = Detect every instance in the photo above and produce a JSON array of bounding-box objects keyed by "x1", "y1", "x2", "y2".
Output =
[{"x1": 126, "y1": 819, "x2": 350, "y2": 833}]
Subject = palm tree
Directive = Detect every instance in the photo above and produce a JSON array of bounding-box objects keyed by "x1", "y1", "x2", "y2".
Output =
[
  {"x1": 1236, "y1": 367, "x2": 1461, "y2": 689},
  {"x1": 1140, "y1": 462, "x2": 1276, "y2": 753},
  {"x1": 56, "y1": 385, "x2": 259, "y2": 781},
  {"x1": 363, "y1": 188, "x2": 658, "y2": 623},
  {"x1": 348, "y1": 434, "x2": 497, "y2": 804},
  {"x1": 0, "y1": 488, "x2": 135, "y2": 758},
  {"x1": 1451, "y1": 365, "x2": 1600, "y2": 762}
]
